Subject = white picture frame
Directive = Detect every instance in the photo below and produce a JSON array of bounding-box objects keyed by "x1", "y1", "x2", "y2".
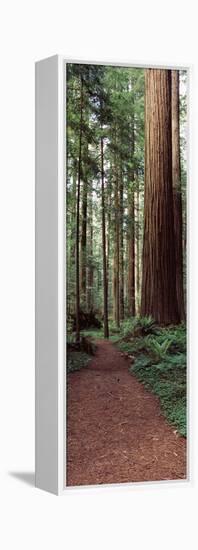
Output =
[
  {"x1": 35, "y1": 55, "x2": 190, "y2": 495},
  {"x1": 35, "y1": 55, "x2": 65, "y2": 495}
]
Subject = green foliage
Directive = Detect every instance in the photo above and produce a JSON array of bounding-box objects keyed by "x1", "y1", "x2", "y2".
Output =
[
  {"x1": 116, "y1": 322, "x2": 187, "y2": 436},
  {"x1": 152, "y1": 323, "x2": 186, "y2": 354},
  {"x1": 117, "y1": 316, "x2": 158, "y2": 340},
  {"x1": 117, "y1": 336, "x2": 148, "y2": 355},
  {"x1": 67, "y1": 351, "x2": 91, "y2": 373},
  {"x1": 82, "y1": 325, "x2": 120, "y2": 343},
  {"x1": 147, "y1": 337, "x2": 172, "y2": 359},
  {"x1": 133, "y1": 315, "x2": 157, "y2": 335},
  {"x1": 81, "y1": 328, "x2": 105, "y2": 339}
]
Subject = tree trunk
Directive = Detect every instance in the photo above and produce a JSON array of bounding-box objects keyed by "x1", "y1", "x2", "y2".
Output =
[
  {"x1": 141, "y1": 69, "x2": 179, "y2": 324},
  {"x1": 128, "y1": 97, "x2": 136, "y2": 317},
  {"x1": 107, "y1": 174, "x2": 112, "y2": 316},
  {"x1": 87, "y1": 188, "x2": 93, "y2": 311},
  {"x1": 127, "y1": 80, "x2": 136, "y2": 317},
  {"x1": 114, "y1": 164, "x2": 120, "y2": 327},
  {"x1": 75, "y1": 77, "x2": 83, "y2": 341},
  {"x1": 128, "y1": 184, "x2": 135, "y2": 317},
  {"x1": 101, "y1": 135, "x2": 109, "y2": 338},
  {"x1": 67, "y1": 167, "x2": 76, "y2": 316},
  {"x1": 119, "y1": 170, "x2": 124, "y2": 320},
  {"x1": 171, "y1": 70, "x2": 185, "y2": 321},
  {"x1": 135, "y1": 172, "x2": 140, "y2": 314},
  {"x1": 80, "y1": 153, "x2": 87, "y2": 310}
]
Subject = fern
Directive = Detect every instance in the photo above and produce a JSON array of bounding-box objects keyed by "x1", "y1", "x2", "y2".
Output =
[
  {"x1": 148, "y1": 337, "x2": 172, "y2": 359},
  {"x1": 116, "y1": 321, "x2": 187, "y2": 436}
]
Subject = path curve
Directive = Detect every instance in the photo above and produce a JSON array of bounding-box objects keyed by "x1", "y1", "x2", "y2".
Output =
[{"x1": 67, "y1": 340, "x2": 186, "y2": 486}]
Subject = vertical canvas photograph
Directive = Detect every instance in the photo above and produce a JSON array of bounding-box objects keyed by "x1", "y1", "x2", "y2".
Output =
[{"x1": 66, "y1": 63, "x2": 187, "y2": 487}]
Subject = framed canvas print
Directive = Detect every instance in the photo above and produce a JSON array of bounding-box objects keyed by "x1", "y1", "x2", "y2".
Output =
[{"x1": 35, "y1": 56, "x2": 189, "y2": 494}]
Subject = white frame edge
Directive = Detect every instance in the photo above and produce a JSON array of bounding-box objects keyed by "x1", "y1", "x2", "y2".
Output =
[
  {"x1": 35, "y1": 56, "x2": 191, "y2": 495},
  {"x1": 35, "y1": 55, "x2": 65, "y2": 495}
]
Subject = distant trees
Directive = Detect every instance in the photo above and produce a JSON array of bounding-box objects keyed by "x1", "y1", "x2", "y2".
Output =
[{"x1": 66, "y1": 64, "x2": 187, "y2": 340}]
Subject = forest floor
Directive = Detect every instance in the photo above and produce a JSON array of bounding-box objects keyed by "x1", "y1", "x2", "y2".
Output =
[{"x1": 67, "y1": 339, "x2": 186, "y2": 486}]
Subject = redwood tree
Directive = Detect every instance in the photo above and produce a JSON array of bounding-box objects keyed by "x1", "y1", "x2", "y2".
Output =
[
  {"x1": 114, "y1": 162, "x2": 120, "y2": 327},
  {"x1": 119, "y1": 170, "x2": 124, "y2": 320},
  {"x1": 171, "y1": 70, "x2": 185, "y2": 320},
  {"x1": 101, "y1": 133, "x2": 109, "y2": 337},
  {"x1": 128, "y1": 177, "x2": 135, "y2": 317},
  {"x1": 87, "y1": 188, "x2": 94, "y2": 311},
  {"x1": 75, "y1": 75, "x2": 83, "y2": 341},
  {"x1": 127, "y1": 91, "x2": 136, "y2": 317},
  {"x1": 135, "y1": 171, "x2": 140, "y2": 314},
  {"x1": 141, "y1": 69, "x2": 179, "y2": 324},
  {"x1": 80, "y1": 163, "x2": 87, "y2": 310}
]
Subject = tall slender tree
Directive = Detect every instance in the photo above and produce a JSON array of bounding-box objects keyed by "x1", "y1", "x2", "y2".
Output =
[
  {"x1": 171, "y1": 70, "x2": 185, "y2": 321},
  {"x1": 128, "y1": 121, "x2": 135, "y2": 317},
  {"x1": 119, "y1": 168, "x2": 124, "y2": 320},
  {"x1": 80, "y1": 152, "x2": 88, "y2": 310},
  {"x1": 87, "y1": 188, "x2": 94, "y2": 311},
  {"x1": 75, "y1": 74, "x2": 83, "y2": 341},
  {"x1": 135, "y1": 171, "x2": 140, "y2": 313},
  {"x1": 114, "y1": 158, "x2": 120, "y2": 327},
  {"x1": 101, "y1": 131, "x2": 109, "y2": 337},
  {"x1": 128, "y1": 181, "x2": 135, "y2": 316}
]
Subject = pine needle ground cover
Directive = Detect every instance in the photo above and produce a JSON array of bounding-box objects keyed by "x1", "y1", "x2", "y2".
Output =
[{"x1": 116, "y1": 320, "x2": 187, "y2": 437}]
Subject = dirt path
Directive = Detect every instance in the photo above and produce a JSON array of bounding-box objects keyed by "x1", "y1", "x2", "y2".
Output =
[{"x1": 67, "y1": 340, "x2": 186, "y2": 486}]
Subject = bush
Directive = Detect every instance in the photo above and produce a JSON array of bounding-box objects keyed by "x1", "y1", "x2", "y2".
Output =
[
  {"x1": 71, "y1": 309, "x2": 102, "y2": 331},
  {"x1": 119, "y1": 316, "x2": 158, "y2": 341},
  {"x1": 67, "y1": 351, "x2": 91, "y2": 373},
  {"x1": 132, "y1": 316, "x2": 158, "y2": 336}
]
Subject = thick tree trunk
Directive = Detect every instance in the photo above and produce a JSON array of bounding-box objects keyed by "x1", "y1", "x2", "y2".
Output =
[
  {"x1": 75, "y1": 77, "x2": 83, "y2": 342},
  {"x1": 171, "y1": 70, "x2": 185, "y2": 321},
  {"x1": 141, "y1": 69, "x2": 179, "y2": 324},
  {"x1": 101, "y1": 135, "x2": 109, "y2": 338}
]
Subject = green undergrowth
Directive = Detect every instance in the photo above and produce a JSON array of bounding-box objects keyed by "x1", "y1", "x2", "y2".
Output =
[
  {"x1": 116, "y1": 320, "x2": 187, "y2": 437},
  {"x1": 67, "y1": 351, "x2": 92, "y2": 373},
  {"x1": 82, "y1": 323, "x2": 120, "y2": 342},
  {"x1": 82, "y1": 316, "x2": 161, "y2": 342}
]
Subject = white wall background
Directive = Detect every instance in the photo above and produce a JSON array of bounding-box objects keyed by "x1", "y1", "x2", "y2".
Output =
[{"x1": 0, "y1": 1, "x2": 197, "y2": 548}]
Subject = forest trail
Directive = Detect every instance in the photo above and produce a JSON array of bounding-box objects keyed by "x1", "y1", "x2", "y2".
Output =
[{"x1": 67, "y1": 340, "x2": 186, "y2": 486}]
